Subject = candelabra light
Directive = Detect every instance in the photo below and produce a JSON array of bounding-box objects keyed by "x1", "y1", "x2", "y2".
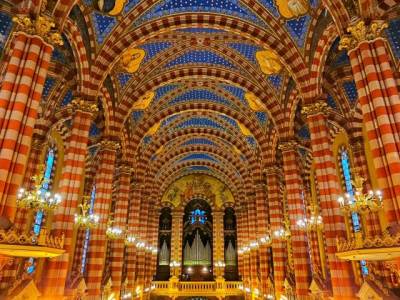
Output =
[
  {"x1": 169, "y1": 260, "x2": 181, "y2": 268},
  {"x1": 125, "y1": 234, "x2": 136, "y2": 246},
  {"x1": 74, "y1": 198, "x2": 99, "y2": 229},
  {"x1": 214, "y1": 260, "x2": 225, "y2": 268},
  {"x1": 337, "y1": 176, "x2": 383, "y2": 214},
  {"x1": 296, "y1": 205, "x2": 323, "y2": 232},
  {"x1": 273, "y1": 219, "x2": 291, "y2": 240},
  {"x1": 106, "y1": 220, "x2": 124, "y2": 240},
  {"x1": 17, "y1": 166, "x2": 62, "y2": 212}
]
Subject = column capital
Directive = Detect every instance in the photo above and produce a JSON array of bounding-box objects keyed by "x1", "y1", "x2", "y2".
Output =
[
  {"x1": 12, "y1": 15, "x2": 63, "y2": 46},
  {"x1": 69, "y1": 98, "x2": 99, "y2": 115},
  {"x1": 99, "y1": 139, "x2": 120, "y2": 151},
  {"x1": 117, "y1": 162, "x2": 132, "y2": 175},
  {"x1": 278, "y1": 140, "x2": 298, "y2": 152},
  {"x1": 301, "y1": 101, "x2": 328, "y2": 117},
  {"x1": 339, "y1": 20, "x2": 388, "y2": 51},
  {"x1": 263, "y1": 166, "x2": 281, "y2": 175}
]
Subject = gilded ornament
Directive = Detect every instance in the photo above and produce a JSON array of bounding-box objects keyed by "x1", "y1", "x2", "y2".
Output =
[
  {"x1": 276, "y1": 0, "x2": 309, "y2": 19},
  {"x1": 94, "y1": 0, "x2": 127, "y2": 16},
  {"x1": 301, "y1": 101, "x2": 328, "y2": 117},
  {"x1": 146, "y1": 121, "x2": 161, "y2": 135},
  {"x1": 100, "y1": 140, "x2": 120, "y2": 151},
  {"x1": 244, "y1": 92, "x2": 267, "y2": 111},
  {"x1": 12, "y1": 15, "x2": 63, "y2": 46},
  {"x1": 237, "y1": 122, "x2": 251, "y2": 136},
  {"x1": 278, "y1": 140, "x2": 297, "y2": 152},
  {"x1": 120, "y1": 48, "x2": 146, "y2": 73},
  {"x1": 256, "y1": 50, "x2": 282, "y2": 75},
  {"x1": 339, "y1": 20, "x2": 388, "y2": 51},
  {"x1": 69, "y1": 98, "x2": 99, "y2": 114},
  {"x1": 132, "y1": 91, "x2": 155, "y2": 110}
]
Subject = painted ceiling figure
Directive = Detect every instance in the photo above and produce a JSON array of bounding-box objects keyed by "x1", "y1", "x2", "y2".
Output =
[
  {"x1": 276, "y1": 0, "x2": 309, "y2": 18},
  {"x1": 93, "y1": 0, "x2": 127, "y2": 15}
]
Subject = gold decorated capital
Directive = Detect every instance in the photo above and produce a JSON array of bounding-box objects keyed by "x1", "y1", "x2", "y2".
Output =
[
  {"x1": 100, "y1": 140, "x2": 120, "y2": 151},
  {"x1": 12, "y1": 15, "x2": 63, "y2": 46},
  {"x1": 339, "y1": 20, "x2": 388, "y2": 51},
  {"x1": 69, "y1": 98, "x2": 99, "y2": 115},
  {"x1": 264, "y1": 166, "x2": 280, "y2": 175},
  {"x1": 301, "y1": 101, "x2": 328, "y2": 117},
  {"x1": 278, "y1": 140, "x2": 297, "y2": 152}
]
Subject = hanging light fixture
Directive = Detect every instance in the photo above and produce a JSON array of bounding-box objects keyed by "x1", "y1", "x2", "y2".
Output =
[
  {"x1": 296, "y1": 205, "x2": 323, "y2": 232},
  {"x1": 106, "y1": 219, "x2": 124, "y2": 240},
  {"x1": 74, "y1": 197, "x2": 99, "y2": 229},
  {"x1": 17, "y1": 165, "x2": 62, "y2": 212},
  {"x1": 337, "y1": 176, "x2": 383, "y2": 214}
]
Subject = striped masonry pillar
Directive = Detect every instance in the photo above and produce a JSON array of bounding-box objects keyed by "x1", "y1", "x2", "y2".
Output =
[
  {"x1": 136, "y1": 196, "x2": 150, "y2": 291},
  {"x1": 212, "y1": 209, "x2": 224, "y2": 278},
  {"x1": 254, "y1": 183, "x2": 270, "y2": 295},
  {"x1": 265, "y1": 166, "x2": 286, "y2": 298},
  {"x1": 0, "y1": 16, "x2": 61, "y2": 221},
  {"x1": 340, "y1": 20, "x2": 400, "y2": 226},
  {"x1": 239, "y1": 205, "x2": 251, "y2": 288},
  {"x1": 170, "y1": 208, "x2": 183, "y2": 277},
  {"x1": 110, "y1": 163, "x2": 131, "y2": 297},
  {"x1": 350, "y1": 138, "x2": 381, "y2": 237},
  {"x1": 126, "y1": 185, "x2": 142, "y2": 291},
  {"x1": 279, "y1": 141, "x2": 311, "y2": 298},
  {"x1": 41, "y1": 99, "x2": 97, "y2": 298},
  {"x1": 302, "y1": 101, "x2": 356, "y2": 299},
  {"x1": 148, "y1": 208, "x2": 158, "y2": 283},
  {"x1": 247, "y1": 199, "x2": 259, "y2": 291},
  {"x1": 144, "y1": 208, "x2": 156, "y2": 287},
  {"x1": 85, "y1": 140, "x2": 118, "y2": 299},
  {"x1": 236, "y1": 207, "x2": 245, "y2": 280}
]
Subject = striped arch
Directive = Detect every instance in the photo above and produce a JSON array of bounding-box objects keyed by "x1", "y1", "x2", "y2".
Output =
[{"x1": 322, "y1": 0, "x2": 351, "y2": 33}]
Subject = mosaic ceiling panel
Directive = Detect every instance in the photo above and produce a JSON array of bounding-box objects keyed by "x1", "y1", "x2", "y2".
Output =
[
  {"x1": 166, "y1": 89, "x2": 234, "y2": 107},
  {"x1": 165, "y1": 50, "x2": 236, "y2": 69}
]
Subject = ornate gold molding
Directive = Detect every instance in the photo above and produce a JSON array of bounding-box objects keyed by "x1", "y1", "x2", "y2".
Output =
[
  {"x1": 263, "y1": 166, "x2": 281, "y2": 175},
  {"x1": 301, "y1": 101, "x2": 328, "y2": 117},
  {"x1": 118, "y1": 163, "x2": 132, "y2": 174},
  {"x1": 339, "y1": 20, "x2": 388, "y2": 51},
  {"x1": 12, "y1": 15, "x2": 63, "y2": 46},
  {"x1": 100, "y1": 140, "x2": 120, "y2": 151},
  {"x1": 69, "y1": 98, "x2": 99, "y2": 114},
  {"x1": 278, "y1": 140, "x2": 297, "y2": 152}
]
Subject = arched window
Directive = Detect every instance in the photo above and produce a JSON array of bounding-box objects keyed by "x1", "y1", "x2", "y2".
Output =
[
  {"x1": 81, "y1": 185, "x2": 96, "y2": 274},
  {"x1": 338, "y1": 146, "x2": 368, "y2": 275}
]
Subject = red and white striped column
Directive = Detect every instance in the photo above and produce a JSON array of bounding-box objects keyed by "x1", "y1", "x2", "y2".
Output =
[
  {"x1": 247, "y1": 199, "x2": 259, "y2": 291},
  {"x1": 85, "y1": 140, "x2": 118, "y2": 299},
  {"x1": 170, "y1": 208, "x2": 183, "y2": 277},
  {"x1": 126, "y1": 185, "x2": 142, "y2": 291},
  {"x1": 254, "y1": 183, "x2": 270, "y2": 295},
  {"x1": 279, "y1": 141, "x2": 311, "y2": 298},
  {"x1": 303, "y1": 101, "x2": 356, "y2": 299},
  {"x1": 265, "y1": 167, "x2": 285, "y2": 298},
  {"x1": 136, "y1": 195, "x2": 150, "y2": 291},
  {"x1": 0, "y1": 16, "x2": 61, "y2": 221},
  {"x1": 41, "y1": 99, "x2": 97, "y2": 298},
  {"x1": 341, "y1": 20, "x2": 400, "y2": 226},
  {"x1": 236, "y1": 207, "x2": 245, "y2": 280},
  {"x1": 212, "y1": 209, "x2": 224, "y2": 278},
  {"x1": 110, "y1": 163, "x2": 131, "y2": 298}
]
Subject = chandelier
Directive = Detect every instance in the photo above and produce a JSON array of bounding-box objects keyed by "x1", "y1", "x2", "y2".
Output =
[
  {"x1": 296, "y1": 205, "x2": 323, "y2": 232},
  {"x1": 337, "y1": 176, "x2": 383, "y2": 214},
  {"x1": 74, "y1": 197, "x2": 99, "y2": 229},
  {"x1": 17, "y1": 166, "x2": 62, "y2": 212},
  {"x1": 273, "y1": 219, "x2": 291, "y2": 240},
  {"x1": 106, "y1": 220, "x2": 124, "y2": 240}
]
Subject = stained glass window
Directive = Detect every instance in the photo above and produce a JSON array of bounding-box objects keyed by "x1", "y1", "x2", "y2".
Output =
[
  {"x1": 81, "y1": 185, "x2": 96, "y2": 274},
  {"x1": 190, "y1": 209, "x2": 206, "y2": 224},
  {"x1": 339, "y1": 148, "x2": 368, "y2": 275}
]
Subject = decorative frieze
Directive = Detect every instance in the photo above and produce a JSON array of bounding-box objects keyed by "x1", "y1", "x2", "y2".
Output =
[{"x1": 301, "y1": 101, "x2": 328, "y2": 117}]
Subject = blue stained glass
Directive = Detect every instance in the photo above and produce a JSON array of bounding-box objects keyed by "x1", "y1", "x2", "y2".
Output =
[
  {"x1": 92, "y1": 12, "x2": 117, "y2": 44},
  {"x1": 285, "y1": 15, "x2": 311, "y2": 48},
  {"x1": 42, "y1": 77, "x2": 56, "y2": 100},
  {"x1": 190, "y1": 209, "x2": 207, "y2": 224},
  {"x1": 343, "y1": 81, "x2": 358, "y2": 104},
  {"x1": 327, "y1": 94, "x2": 337, "y2": 109},
  {"x1": 179, "y1": 153, "x2": 218, "y2": 163},
  {"x1": 26, "y1": 257, "x2": 35, "y2": 274},
  {"x1": 168, "y1": 89, "x2": 232, "y2": 106},
  {"x1": 81, "y1": 186, "x2": 96, "y2": 274},
  {"x1": 117, "y1": 73, "x2": 132, "y2": 88},
  {"x1": 0, "y1": 12, "x2": 13, "y2": 51},
  {"x1": 340, "y1": 149, "x2": 367, "y2": 275},
  {"x1": 141, "y1": 42, "x2": 173, "y2": 62},
  {"x1": 229, "y1": 43, "x2": 261, "y2": 64},
  {"x1": 268, "y1": 75, "x2": 282, "y2": 89},
  {"x1": 165, "y1": 50, "x2": 235, "y2": 69},
  {"x1": 386, "y1": 19, "x2": 400, "y2": 59}
]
